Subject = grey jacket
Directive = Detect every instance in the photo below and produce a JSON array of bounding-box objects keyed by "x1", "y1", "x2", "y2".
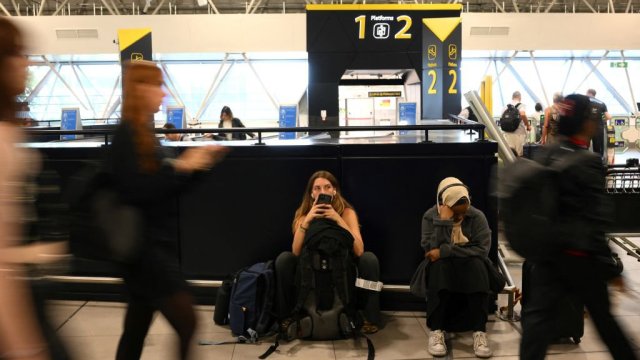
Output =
[{"x1": 421, "y1": 205, "x2": 491, "y2": 259}]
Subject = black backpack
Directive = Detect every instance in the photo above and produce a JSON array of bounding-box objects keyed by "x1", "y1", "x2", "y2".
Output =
[
  {"x1": 499, "y1": 147, "x2": 589, "y2": 260},
  {"x1": 228, "y1": 261, "x2": 277, "y2": 339},
  {"x1": 260, "y1": 220, "x2": 374, "y2": 360},
  {"x1": 500, "y1": 103, "x2": 522, "y2": 132}
]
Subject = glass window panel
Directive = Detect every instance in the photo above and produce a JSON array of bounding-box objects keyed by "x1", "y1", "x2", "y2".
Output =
[
  {"x1": 252, "y1": 60, "x2": 307, "y2": 105},
  {"x1": 204, "y1": 62, "x2": 279, "y2": 128}
]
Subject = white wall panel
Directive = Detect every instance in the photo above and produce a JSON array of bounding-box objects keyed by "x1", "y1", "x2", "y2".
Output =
[{"x1": 12, "y1": 13, "x2": 640, "y2": 55}]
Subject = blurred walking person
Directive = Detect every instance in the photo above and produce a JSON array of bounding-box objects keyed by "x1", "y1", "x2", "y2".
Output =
[
  {"x1": 112, "y1": 61, "x2": 227, "y2": 360},
  {"x1": 0, "y1": 18, "x2": 69, "y2": 360},
  {"x1": 519, "y1": 94, "x2": 637, "y2": 360}
]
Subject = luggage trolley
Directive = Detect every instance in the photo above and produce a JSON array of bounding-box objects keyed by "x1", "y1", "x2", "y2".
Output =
[{"x1": 606, "y1": 161, "x2": 640, "y2": 261}]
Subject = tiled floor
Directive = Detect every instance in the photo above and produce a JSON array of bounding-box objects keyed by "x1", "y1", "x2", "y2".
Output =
[{"x1": 47, "y1": 253, "x2": 640, "y2": 360}]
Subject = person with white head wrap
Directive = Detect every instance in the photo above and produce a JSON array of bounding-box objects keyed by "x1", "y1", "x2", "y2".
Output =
[{"x1": 421, "y1": 177, "x2": 494, "y2": 358}]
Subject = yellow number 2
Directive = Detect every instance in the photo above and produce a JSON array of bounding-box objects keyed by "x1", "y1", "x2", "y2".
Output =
[
  {"x1": 355, "y1": 15, "x2": 365, "y2": 40},
  {"x1": 448, "y1": 69, "x2": 458, "y2": 94},
  {"x1": 395, "y1": 15, "x2": 412, "y2": 39},
  {"x1": 428, "y1": 70, "x2": 437, "y2": 94}
]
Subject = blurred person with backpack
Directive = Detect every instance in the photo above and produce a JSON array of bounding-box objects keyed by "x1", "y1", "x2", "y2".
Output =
[
  {"x1": 586, "y1": 89, "x2": 611, "y2": 163},
  {"x1": 111, "y1": 61, "x2": 227, "y2": 360},
  {"x1": 500, "y1": 91, "x2": 531, "y2": 156},
  {"x1": 0, "y1": 17, "x2": 71, "y2": 360},
  {"x1": 422, "y1": 178, "x2": 494, "y2": 358},
  {"x1": 275, "y1": 170, "x2": 381, "y2": 335},
  {"x1": 518, "y1": 94, "x2": 636, "y2": 360},
  {"x1": 541, "y1": 93, "x2": 563, "y2": 145}
]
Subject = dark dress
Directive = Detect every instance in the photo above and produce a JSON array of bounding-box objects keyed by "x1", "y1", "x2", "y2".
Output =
[
  {"x1": 217, "y1": 118, "x2": 255, "y2": 140},
  {"x1": 109, "y1": 121, "x2": 192, "y2": 300},
  {"x1": 421, "y1": 205, "x2": 491, "y2": 332}
]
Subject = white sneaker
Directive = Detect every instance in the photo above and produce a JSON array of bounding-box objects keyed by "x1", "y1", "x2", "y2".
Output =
[
  {"x1": 428, "y1": 329, "x2": 447, "y2": 356},
  {"x1": 473, "y1": 331, "x2": 493, "y2": 358}
]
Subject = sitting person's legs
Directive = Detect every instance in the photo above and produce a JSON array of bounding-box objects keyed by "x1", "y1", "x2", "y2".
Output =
[
  {"x1": 275, "y1": 251, "x2": 297, "y2": 320},
  {"x1": 356, "y1": 251, "x2": 381, "y2": 327},
  {"x1": 427, "y1": 290, "x2": 492, "y2": 358}
]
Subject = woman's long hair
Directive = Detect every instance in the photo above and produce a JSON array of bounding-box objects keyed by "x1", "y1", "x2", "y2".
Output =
[
  {"x1": 0, "y1": 18, "x2": 24, "y2": 123},
  {"x1": 121, "y1": 61, "x2": 163, "y2": 173},
  {"x1": 292, "y1": 170, "x2": 353, "y2": 232}
]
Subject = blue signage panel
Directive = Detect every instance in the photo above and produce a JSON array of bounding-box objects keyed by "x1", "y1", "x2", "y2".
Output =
[
  {"x1": 167, "y1": 107, "x2": 185, "y2": 129},
  {"x1": 279, "y1": 105, "x2": 297, "y2": 140},
  {"x1": 61, "y1": 108, "x2": 80, "y2": 141},
  {"x1": 398, "y1": 102, "x2": 417, "y2": 135}
]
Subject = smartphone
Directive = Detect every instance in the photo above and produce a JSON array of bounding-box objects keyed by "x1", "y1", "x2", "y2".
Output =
[{"x1": 316, "y1": 193, "x2": 333, "y2": 205}]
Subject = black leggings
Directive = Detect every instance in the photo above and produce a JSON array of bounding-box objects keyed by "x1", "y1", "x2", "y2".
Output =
[
  {"x1": 115, "y1": 291, "x2": 196, "y2": 360},
  {"x1": 427, "y1": 291, "x2": 488, "y2": 332}
]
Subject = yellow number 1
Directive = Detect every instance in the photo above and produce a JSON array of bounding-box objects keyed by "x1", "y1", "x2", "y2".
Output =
[{"x1": 355, "y1": 15, "x2": 365, "y2": 40}]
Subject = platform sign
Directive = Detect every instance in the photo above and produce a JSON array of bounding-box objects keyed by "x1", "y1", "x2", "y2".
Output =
[
  {"x1": 279, "y1": 105, "x2": 298, "y2": 140},
  {"x1": 60, "y1": 108, "x2": 82, "y2": 141},
  {"x1": 398, "y1": 102, "x2": 417, "y2": 135},
  {"x1": 422, "y1": 17, "x2": 462, "y2": 119},
  {"x1": 306, "y1": 4, "x2": 462, "y2": 127},
  {"x1": 166, "y1": 107, "x2": 185, "y2": 129}
]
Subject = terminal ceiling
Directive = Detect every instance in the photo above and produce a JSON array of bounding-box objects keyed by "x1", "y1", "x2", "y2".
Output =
[{"x1": 0, "y1": 0, "x2": 637, "y2": 16}]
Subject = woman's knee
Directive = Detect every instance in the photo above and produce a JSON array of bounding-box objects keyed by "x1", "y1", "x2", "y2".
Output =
[
  {"x1": 358, "y1": 251, "x2": 380, "y2": 279},
  {"x1": 276, "y1": 251, "x2": 297, "y2": 272}
]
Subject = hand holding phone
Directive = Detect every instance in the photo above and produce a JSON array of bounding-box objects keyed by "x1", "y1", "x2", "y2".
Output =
[{"x1": 316, "y1": 193, "x2": 333, "y2": 205}]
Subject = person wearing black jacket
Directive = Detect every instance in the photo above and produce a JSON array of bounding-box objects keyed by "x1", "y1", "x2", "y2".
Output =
[
  {"x1": 519, "y1": 94, "x2": 636, "y2": 360},
  {"x1": 217, "y1": 106, "x2": 255, "y2": 140},
  {"x1": 111, "y1": 61, "x2": 227, "y2": 360}
]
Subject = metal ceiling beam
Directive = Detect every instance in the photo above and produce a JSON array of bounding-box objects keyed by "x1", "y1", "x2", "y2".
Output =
[
  {"x1": 11, "y1": 0, "x2": 20, "y2": 15},
  {"x1": 0, "y1": 2, "x2": 13, "y2": 16},
  {"x1": 102, "y1": 74, "x2": 120, "y2": 119},
  {"x1": 159, "y1": 62, "x2": 195, "y2": 122},
  {"x1": 529, "y1": 51, "x2": 549, "y2": 107},
  {"x1": 492, "y1": 0, "x2": 505, "y2": 12},
  {"x1": 626, "y1": 0, "x2": 633, "y2": 12},
  {"x1": 71, "y1": 64, "x2": 97, "y2": 118},
  {"x1": 504, "y1": 61, "x2": 543, "y2": 105},
  {"x1": 37, "y1": 0, "x2": 45, "y2": 15},
  {"x1": 206, "y1": 0, "x2": 219, "y2": 14},
  {"x1": 250, "y1": 0, "x2": 264, "y2": 13},
  {"x1": 620, "y1": 50, "x2": 637, "y2": 113},
  {"x1": 151, "y1": 0, "x2": 166, "y2": 14},
  {"x1": 584, "y1": 60, "x2": 632, "y2": 113},
  {"x1": 573, "y1": 50, "x2": 609, "y2": 93},
  {"x1": 243, "y1": 53, "x2": 279, "y2": 110},
  {"x1": 109, "y1": 0, "x2": 122, "y2": 15},
  {"x1": 52, "y1": 0, "x2": 70, "y2": 15},
  {"x1": 195, "y1": 54, "x2": 229, "y2": 120},
  {"x1": 561, "y1": 59, "x2": 573, "y2": 94},
  {"x1": 581, "y1": 0, "x2": 597, "y2": 13},
  {"x1": 512, "y1": 0, "x2": 519, "y2": 12},
  {"x1": 26, "y1": 67, "x2": 55, "y2": 103},
  {"x1": 41, "y1": 56, "x2": 90, "y2": 111},
  {"x1": 544, "y1": 0, "x2": 556, "y2": 12},
  {"x1": 608, "y1": 0, "x2": 615, "y2": 13},
  {"x1": 99, "y1": 0, "x2": 116, "y2": 15}
]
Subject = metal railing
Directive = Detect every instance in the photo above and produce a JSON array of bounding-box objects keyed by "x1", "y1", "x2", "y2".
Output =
[{"x1": 25, "y1": 122, "x2": 487, "y2": 146}]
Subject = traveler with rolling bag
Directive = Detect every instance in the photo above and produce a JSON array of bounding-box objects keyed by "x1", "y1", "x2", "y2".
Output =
[{"x1": 499, "y1": 94, "x2": 636, "y2": 360}]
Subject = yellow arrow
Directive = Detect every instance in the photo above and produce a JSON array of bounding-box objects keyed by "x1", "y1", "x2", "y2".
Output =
[{"x1": 422, "y1": 17, "x2": 461, "y2": 42}]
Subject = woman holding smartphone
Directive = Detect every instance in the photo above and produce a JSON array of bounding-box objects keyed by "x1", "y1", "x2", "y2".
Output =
[{"x1": 275, "y1": 170, "x2": 380, "y2": 333}]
